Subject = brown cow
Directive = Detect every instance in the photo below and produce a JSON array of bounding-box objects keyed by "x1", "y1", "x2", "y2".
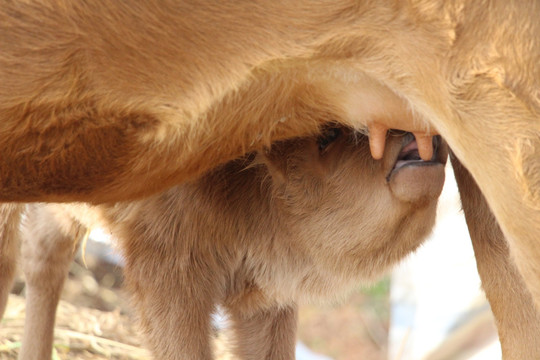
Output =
[
  {"x1": 1, "y1": 1, "x2": 540, "y2": 358},
  {"x1": 6, "y1": 125, "x2": 447, "y2": 359}
]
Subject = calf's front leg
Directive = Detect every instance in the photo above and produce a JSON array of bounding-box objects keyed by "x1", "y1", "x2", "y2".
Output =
[
  {"x1": 121, "y1": 237, "x2": 221, "y2": 360},
  {"x1": 228, "y1": 303, "x2": 298, "y2": 360},
  {"x1": 19, "y1": 205, "x2": 84, "y2": 360}
]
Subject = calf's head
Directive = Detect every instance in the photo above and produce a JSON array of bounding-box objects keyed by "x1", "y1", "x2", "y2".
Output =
[{"x1": 259, "y1": 126, "x2": 448, "y2": 283}]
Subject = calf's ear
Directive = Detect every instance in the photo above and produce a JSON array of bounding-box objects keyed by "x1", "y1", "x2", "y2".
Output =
[{"x1": 257, "y1": 146, "x2": 288, "y2": 187}]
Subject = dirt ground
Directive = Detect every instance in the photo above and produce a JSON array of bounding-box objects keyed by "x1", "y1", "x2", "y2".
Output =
[{"x1": 1, "y1": 251, "x2": 389, "y2": 360}]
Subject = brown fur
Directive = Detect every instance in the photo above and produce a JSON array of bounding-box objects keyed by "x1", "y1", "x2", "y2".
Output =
[
  {"x1": 1, "y1": 1, "x2": 540, "y2": 357},
  {"x1": 451, "y1": 156, "x2": 540, "y2": 359},
  {"x1": 7, "y1": 126, "x2": 447, "y2": 359},
  {"x1": 0, "y1": 1, "x2": 457, "y2": 203}
]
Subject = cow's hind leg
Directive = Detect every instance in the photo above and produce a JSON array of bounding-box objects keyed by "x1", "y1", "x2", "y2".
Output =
[{"x1": 452, "y1": 155, "x2": 540, "y2": 359}]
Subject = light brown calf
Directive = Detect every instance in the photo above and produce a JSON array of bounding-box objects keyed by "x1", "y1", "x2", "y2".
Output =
[
  {"x1": 1, "y1": 1, "x2": 540, "y2": 357},
  {"x1": 6, "y1": 125, "x2": 447, "y2": 359}
]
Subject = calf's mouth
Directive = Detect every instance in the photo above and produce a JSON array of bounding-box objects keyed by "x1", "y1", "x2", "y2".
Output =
[
  {"x1": 387, "y1": 133, "x2": 444, "y2": 182},
  {"x1": 384, "y1": 131, "x2": 447, "y2": 203}
]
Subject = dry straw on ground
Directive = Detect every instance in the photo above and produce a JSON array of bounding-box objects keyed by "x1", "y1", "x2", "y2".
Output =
[
  {"x1": 1, "y1": 294, "x2": 233, "y2": 360},
  {"x1": 1, "y1": 294, "x2": 151, "y2": 360}
]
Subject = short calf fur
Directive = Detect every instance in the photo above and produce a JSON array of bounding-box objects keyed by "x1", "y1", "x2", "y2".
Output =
[{"x1": 5, "y1": 126, "x2": 447, "y2": 359}]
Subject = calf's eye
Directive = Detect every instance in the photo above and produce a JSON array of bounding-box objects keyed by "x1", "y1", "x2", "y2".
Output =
[{"x1": 317, "y1": 127, "x2": 342, "y2": 152}]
